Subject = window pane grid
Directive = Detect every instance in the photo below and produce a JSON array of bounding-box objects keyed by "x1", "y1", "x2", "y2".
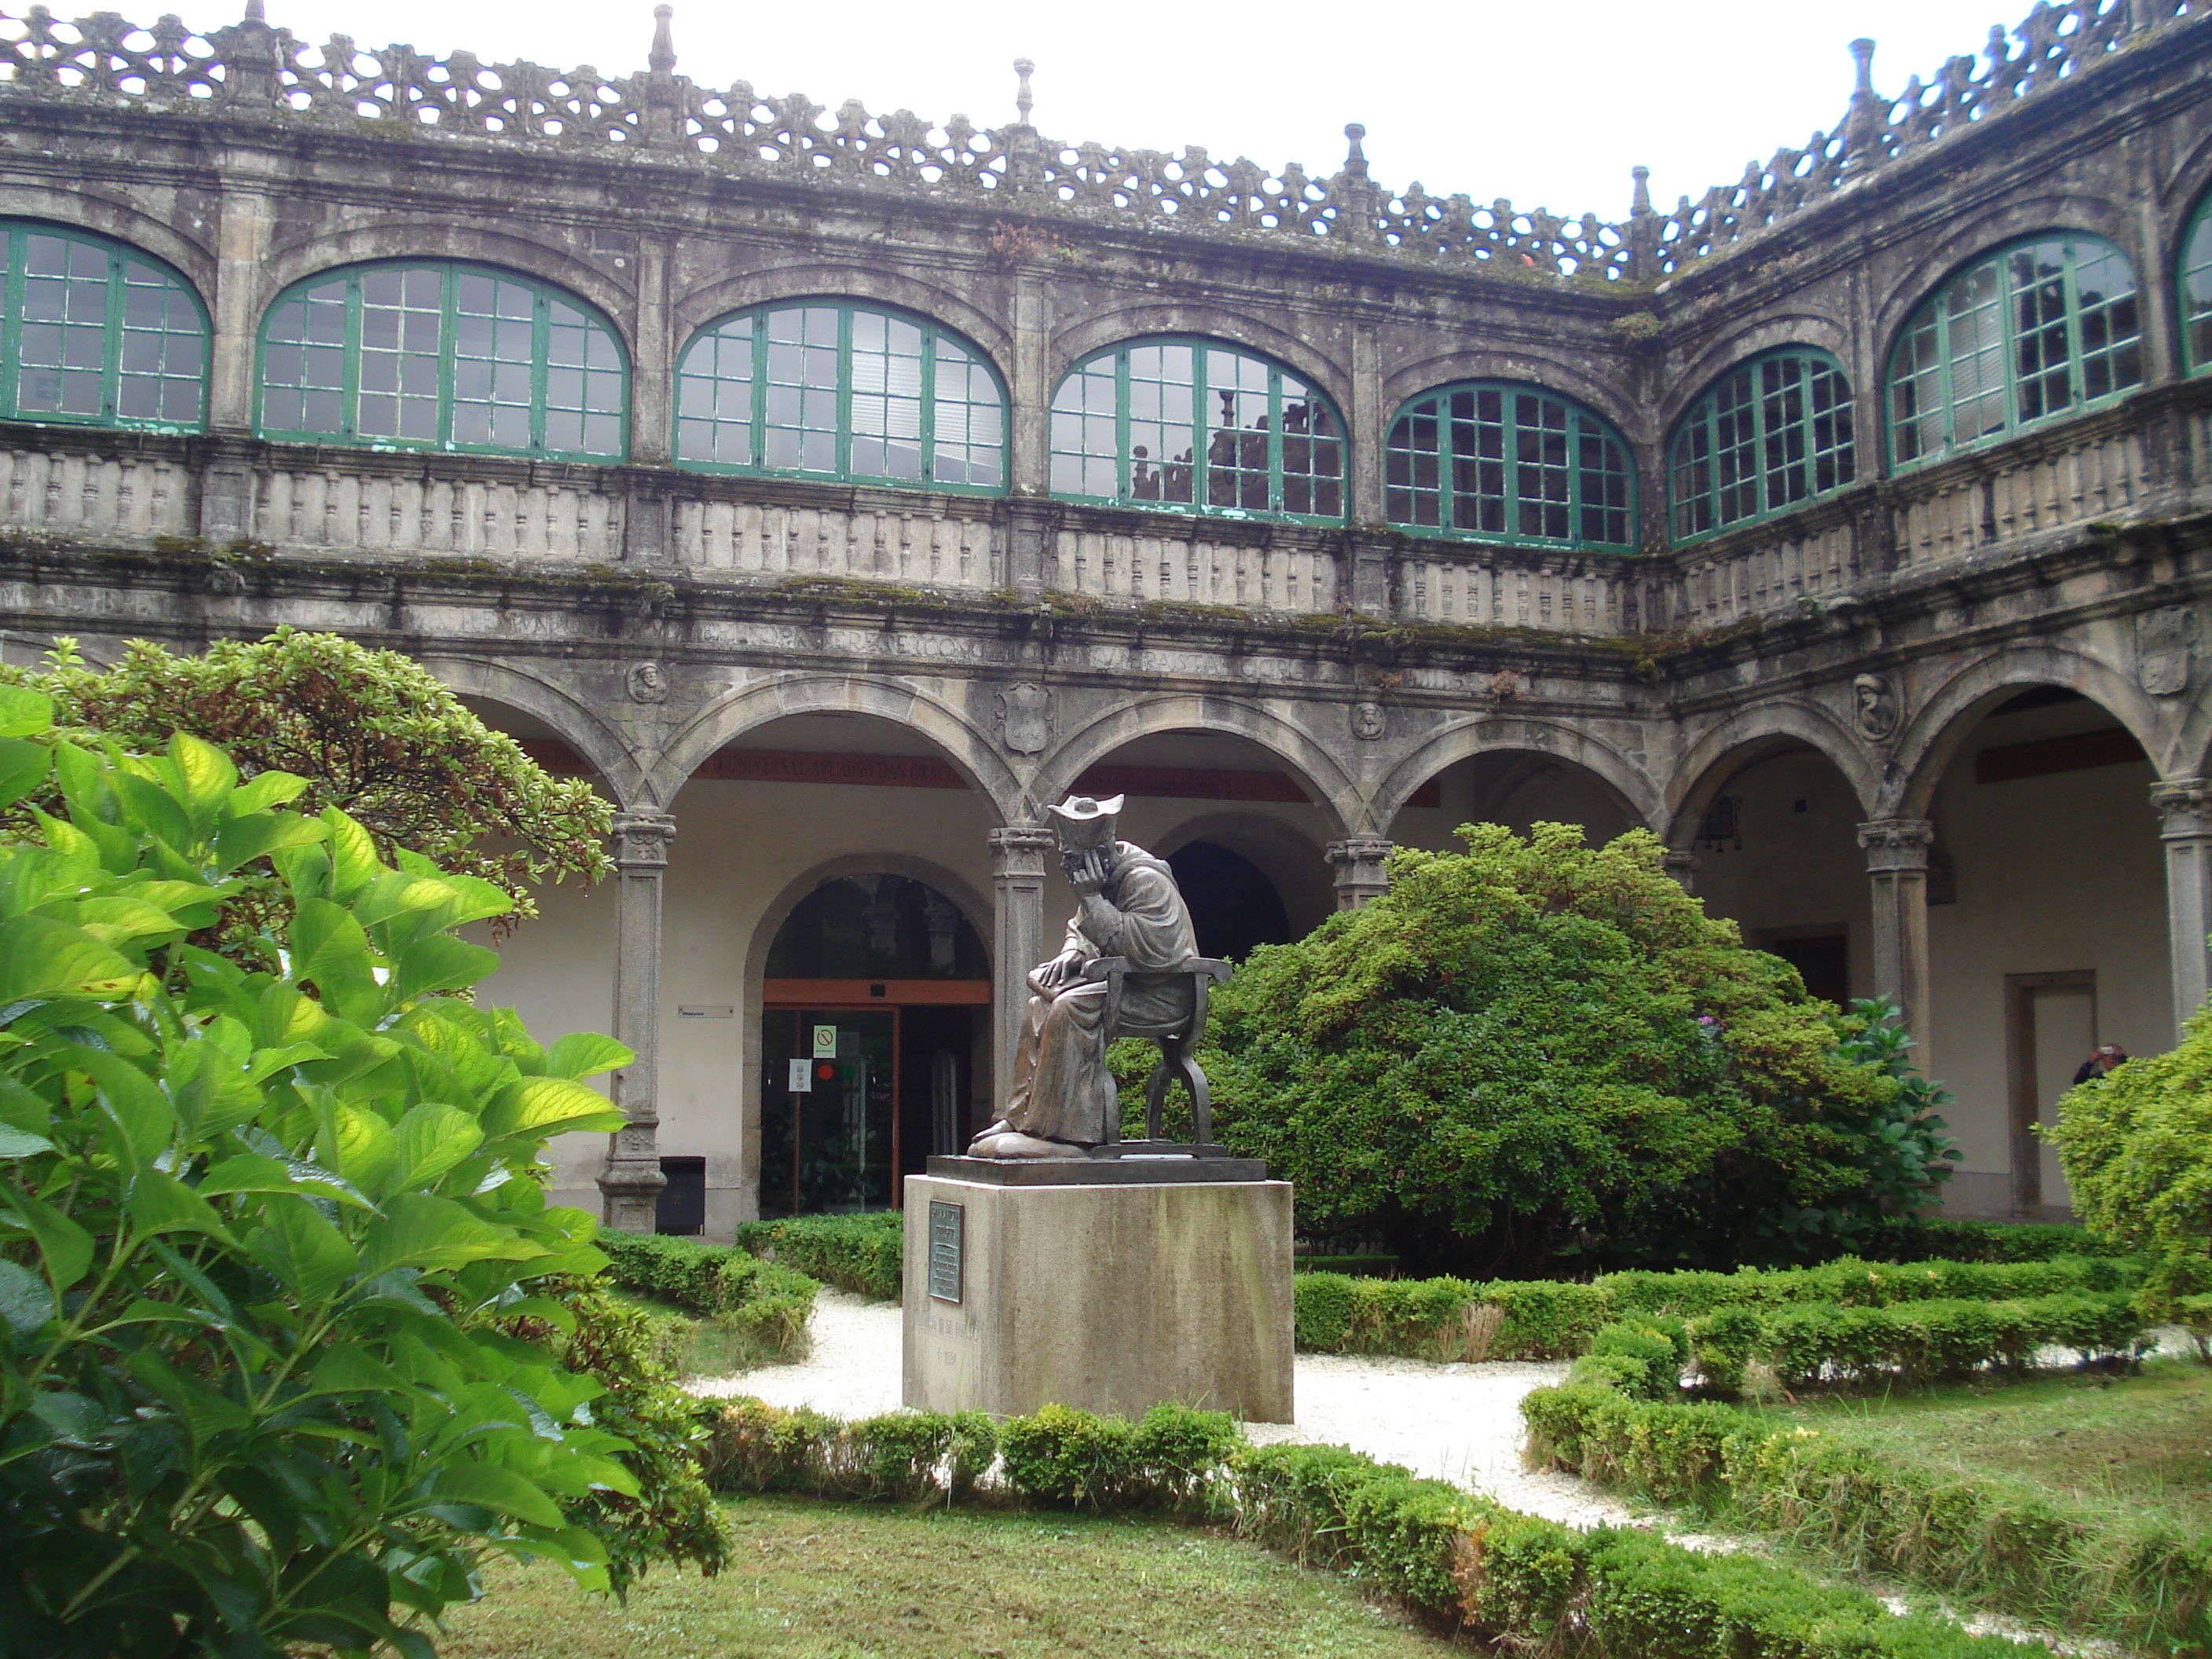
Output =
[
  {"x1": 1385, "y1": 382, "x2": 1636, "y2": 551},
  {"x1": 1049, "y1": 339, "x2": 1345, "y2": 523},
  {"x1": 257, "y1": 262, "x2": 624, "y2": 462},
  {"x1": 2184, "y1": 196, "x2": 2212, "y2": 375},
  {"x1": 1670, "y1": 350, "x2": 1856, "y2": 543},
  {"x1": 1888, "y1": 235, "x2": 2140, "y2": 470},
  {"x1": 2, "y1": 222, "x2": 205, "y2": 431},
  {"x1": 676, "y1": 302, "x2": 1004, "y2": 493}
]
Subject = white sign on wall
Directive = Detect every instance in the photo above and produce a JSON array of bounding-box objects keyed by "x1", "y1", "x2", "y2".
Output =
[{"x1": 788, "y1": 1057, "x2": 813, "y2": 1093}]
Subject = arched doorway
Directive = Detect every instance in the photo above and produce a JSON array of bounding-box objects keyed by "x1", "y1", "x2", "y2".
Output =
[
  {"x1": 1165, "y1": 840, "x2": 1294, "y2": 961},
  {"x1": 1675, "y1": 741, "x2": 1870, "y2": 1009},
  {"x1": 1390, "y1": 749, "x2": 1639, "y2": 851},
  {"x1": 756, "y1": 873, "x2": 991, "y2": 1218},
  {"x1": 1914, "y1": 685, "x2": 2166, "y2": 1218}
]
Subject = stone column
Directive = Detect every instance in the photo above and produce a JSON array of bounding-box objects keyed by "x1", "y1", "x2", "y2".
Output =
[
  {"x1": 599, "y1": 810, "x2": 675, "y2": 1232},
  {"x1": 989, "y1": 824, "x2": 1055, "y2": 1105},
  {"x1": 2153, "y1": 778, "x2": 2212, "y2": 1035},
  {"x1": 1661, "y1": 849, "x2": 1699, "y2": 895},
  {"x1": 1858, "y1": 818, "x2": 1935, "y2": 1044},
  {"x1": 1325, "y1": 835, "x2": 1393, "y2": 910}
]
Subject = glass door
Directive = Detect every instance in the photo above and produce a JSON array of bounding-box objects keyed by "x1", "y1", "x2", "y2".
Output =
[{"x1": 758, "y1": 1008, "x2": 898, "y2": 1217}]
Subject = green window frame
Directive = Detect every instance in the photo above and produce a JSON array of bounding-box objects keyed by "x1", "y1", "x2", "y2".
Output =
[
  {"x1": 0, "y1": 219, "x2": 207, "y2": 433},
  {"x1": 256, "y1": 262, "x2": 627, "y2": 462},
  {"x1": 1048, "y1": 339, "x2": 1346, "y2": 523},
  {"x1": 1887, "y1": 234, "x2": 2141, "y2": 471},
  {"x1": 1384, "y1": 383, "x2": 1636, "y2": 551},
  {"x1": 675, "y1": 301, "x2": 1005, "y2": 492},
  {"x1": 2179, "y1": 190, "x2": 2212, "y2": 375},
  {"x1": 1669, "y1": 349, "x2": 1855, "y2": 543}
]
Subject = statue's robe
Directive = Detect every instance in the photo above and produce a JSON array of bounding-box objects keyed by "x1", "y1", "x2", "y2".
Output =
[{"x1": 999, "y1": 843, "x2": 1198, "y2": 1145}]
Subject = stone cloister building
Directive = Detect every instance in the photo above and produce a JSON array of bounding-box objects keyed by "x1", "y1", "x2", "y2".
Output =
[{"x1": 2, "y1": 0, "x2": 2210, "y2": 1232}]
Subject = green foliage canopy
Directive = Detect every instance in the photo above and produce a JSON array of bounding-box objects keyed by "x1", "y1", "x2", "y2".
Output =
[
  {"x1": 3, "y1": 628, "x2": 613, "y2": 928},
  {"x1": 2049, "y1": 1001, "x2": 2212, "y2": 1331},
  {"x1": 1203, "y1": 824, "x2": 1947, "y2": 1276},
  {"x1": 0, "y1": 687, "x2": 655, "y2": 1656}
]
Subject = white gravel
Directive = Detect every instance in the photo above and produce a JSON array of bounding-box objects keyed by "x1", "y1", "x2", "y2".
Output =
[{"x1": 687, "y1": 1288, "x2": 1640, "y2": 1529}]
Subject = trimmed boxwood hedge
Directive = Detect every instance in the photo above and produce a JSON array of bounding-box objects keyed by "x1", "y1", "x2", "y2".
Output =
[
  {"x1": 593, "y1": 1229, "x2": 819, "y2": 1359},
  {"x1": 1289, "y1": 1255, "x2": 2141, "y2": 1363},
  {"x1": 737, "y1": 1211, "x2": 903, "y2": 1301},
  {"x1": 696, "y1": 1394, "x2": 2056, "y2": 1659},
  {"x1": 1522, "y1": 1364, "x2": 2209, "y2": 1650}
]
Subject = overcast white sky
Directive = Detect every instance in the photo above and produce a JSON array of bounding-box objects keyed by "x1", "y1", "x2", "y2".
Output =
[{"x1": 236, "y1": 0, "x2": 2034, "y2": 217}]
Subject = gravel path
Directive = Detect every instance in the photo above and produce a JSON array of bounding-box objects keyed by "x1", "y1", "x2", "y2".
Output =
[{"x1": 689, "y1": 1289, "x2": 1639, "y2": 1529}]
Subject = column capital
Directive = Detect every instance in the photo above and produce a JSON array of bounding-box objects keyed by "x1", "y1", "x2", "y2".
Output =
[
  {"x1": 990, "y1": 822, "x2": 1057, "y2": 878},
  {"x1": 2152, "y1": 777, "x2": 2212, "y2": 838},
  {"x1": 1661, "y1": 848, "x2": 1699, "y2": 892},
  {"x1": 611, "y1": 811, "x2": 676, "y2": 869},
  {"x1": 1325, "y1": 835, "x2": 1394, "y2": 908},
  {"x1": 1857, "y1": 817, "x2": 1935, "y2": 873}
]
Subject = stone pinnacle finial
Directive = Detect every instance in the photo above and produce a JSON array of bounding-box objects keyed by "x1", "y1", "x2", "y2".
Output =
[
  {"x1": 243, "y1": 0, "x2": 265, "y2": 20},
  {"x1": 1849, "y1": 37, "x2": 1876, "y2": 95},
  {"x1": 1631, "y1": 164, "x2": 1651, "y2": 215},
  {"x1": 650, "y1": 4, "x2": 676, "y2": 75},
  {"x1": 1013, "y1": 57, "x2": 1035, "y2": 126},
  {"x1": 1343, "y1": 123, "x2": 1368, "y2": 178}
]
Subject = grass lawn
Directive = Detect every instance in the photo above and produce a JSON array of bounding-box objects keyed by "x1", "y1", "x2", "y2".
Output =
[
  {"x1": 1752, "y1": 1355, "x2": 2212, "y2": 1534},
  {"x1": 438, "y1": 1494, "x2": 1460, "y2": 1658}
]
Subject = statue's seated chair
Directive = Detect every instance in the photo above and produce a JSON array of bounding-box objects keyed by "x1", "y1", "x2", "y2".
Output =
[{"x1": 1081, "y1": 956, "x2": 1233, "y2": 1148}]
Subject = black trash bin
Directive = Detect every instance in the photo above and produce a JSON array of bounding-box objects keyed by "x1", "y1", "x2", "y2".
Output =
[{"x1": 656, "y1": 1156, "x2": 706, "y2": 1236}]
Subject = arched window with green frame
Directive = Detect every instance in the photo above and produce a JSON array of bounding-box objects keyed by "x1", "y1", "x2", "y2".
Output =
[
  {"x1": 257, "y1": 262, "x2": 626, "y2": 462},
  {"x1": 2177, "y1": 189, "x2": 2212, "y2": 375},
  {"x1": 1668, "y1": 349, "x2": 1855, "y2": 543},
  {"x1": 0, "y1": 218, "x2": 207, "y2": 433},
  {"x1": 1384, "y1": 382, "x2": 1635, "y2": 551},
  {"x1": 675, "y1": 301, "x2": 1005, "y2": 491},
  {"x1": 1049, "y1": 339, "x2": 1345, "y2": 522},
  {"x1": 1887, "y1": 234, "x2": 2141, "y2": 470}
]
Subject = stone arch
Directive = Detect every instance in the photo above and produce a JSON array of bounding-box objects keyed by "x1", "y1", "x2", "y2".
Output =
[
  {"x1": 1148, "y1": 807, "x2": 1336, "y2": 940},
  {"x1": 653, "y1": 672, "x2": 1026, "y2": 822},
  {"x1": 0, "y1": 192, "x2": 215, "y2": 293},
  {"x1": 1664, "y1": 700, "x2": 1880, "y2": 848},
  {"x1": 1031, "y1": 695, "x2": 1357, "y2": 838},
  {"x1": 1046, "y1": 307, "x2": 1350, "y2": 415},
  {"x1": 2159, "y1": 125, "x2": 2212, "y2": 265},
  {"x1": 1870, "y1": 193, "x2": 2141, "y2": 350},
  {"x1": 745, "y1": 850, "x2": 995, "y2": 991},
  {"x1": 1658, "y1": 314, "x2": 1856, "y2": 434},
  {"x1": 1884, "y1": 643, "x2": 2168, "y2": 819},
  {"x1": 1379, "y1": 353, "x2": 1648, "y2": 442},
  {"x1": 668, "y1": 263, "x2": 1014, "y2": 384},
  {"x1": 1372, "y1": 716, "x2": 1664, "y2": 834},
  {"x1": 419, "y1": 654, "x2": 648, "y2": 808},
  {"x1": 258, "y1": 224, "x2": 636, "y2": 350}
]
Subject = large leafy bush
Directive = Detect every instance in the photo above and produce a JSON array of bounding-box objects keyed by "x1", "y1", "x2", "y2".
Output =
[
  {"x1": 2, "y1": 629, "x2": 611, "y2": 934},
  {"x1": 0, "y1": 690, "x2": 668, "y2": 1655},
  {"x1": 1205, "y1": 825, "x2": 1946, "y2": 1276},
  {"x1": 2048, "y1": 1001, "x2": 2212, "y2": 1333}
]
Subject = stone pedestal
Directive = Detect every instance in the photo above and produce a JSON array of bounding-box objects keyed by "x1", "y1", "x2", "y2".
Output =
[{"x1": 901, "y1": 1159, "x2": 1293, "y2": 1423}]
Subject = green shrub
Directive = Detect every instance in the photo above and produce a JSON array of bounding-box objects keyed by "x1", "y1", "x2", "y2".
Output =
[
  {"x1": 2048, "y1": 1002, "x2": 2212, "y2": 1331},
  {"x1": 0, "y1": 709, "x2": 650, "y2": 1654},
  {"x1": 545, "y1": 1285, "x2": 733, "y2": 1593},
  {"x1": 1199, "y1": 825, "x2": 1940, "y2": 1276},
  {"x1": 595, "y1": 1229, "x2": 819, "y2": 1362},
  {"x1": 737, "y1": 1210, "x2": 904, "y2": 1300},
  {"x1": 1857, "y1": 1217, "x2": 2130, "y2": 1264},
  {"x1": 1584, "y1": 1323, "x2": 1682, "y2": 1400},
  {"x1": 1293, "y1": 1271, "x2": 1360, "y2": 1349}
]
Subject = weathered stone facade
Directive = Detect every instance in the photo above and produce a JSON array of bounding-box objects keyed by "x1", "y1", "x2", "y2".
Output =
[{"x1": 2, "y1": 0, "x2": 2209, "y2": 1229}]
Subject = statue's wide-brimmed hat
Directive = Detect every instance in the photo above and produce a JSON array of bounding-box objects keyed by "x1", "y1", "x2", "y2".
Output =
[{"x1": 1046, "y1": 793, "x2": 1123, "y2": 849}]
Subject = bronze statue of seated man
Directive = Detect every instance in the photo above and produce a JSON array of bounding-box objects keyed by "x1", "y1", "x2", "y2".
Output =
[{"x1": 967, "y1": 794, "x2": 1200, "y2": 1159}]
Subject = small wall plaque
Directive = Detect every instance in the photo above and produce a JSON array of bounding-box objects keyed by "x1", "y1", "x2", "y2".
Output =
[
  {"x1": 928, "y1": 1199, "x2": 964, "y2": 1304},
  {"x1": 786, "y1": 1057, "x2": 813, "y2": 1093}
]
